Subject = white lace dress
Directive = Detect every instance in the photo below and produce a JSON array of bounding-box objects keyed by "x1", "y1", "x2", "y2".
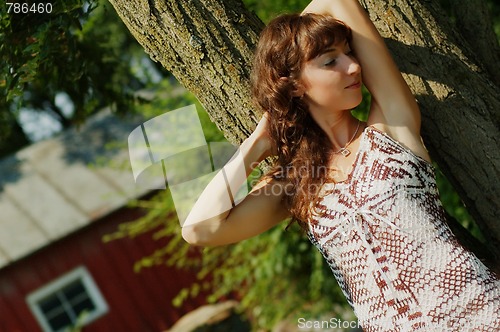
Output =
[{"x1": 307, "y1": 126, "x2": 500, "y2": 331}]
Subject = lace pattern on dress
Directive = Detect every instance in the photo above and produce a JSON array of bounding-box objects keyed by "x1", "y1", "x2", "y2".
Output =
[{"x1": 307, "y1": 126, "x2": 500, "y2": 331}]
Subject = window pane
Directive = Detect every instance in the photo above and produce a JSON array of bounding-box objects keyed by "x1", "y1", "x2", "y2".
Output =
[
  {"x1": 62, "y1": 280, "x2": 86, "y2": 301},
  {"x1": 73, "y1": 298, "x2": 95, "y2": 319},
  {"x1": 68, "y1": 292, "x2": 90, "y2": 307},
  {"x1": 47, "y1": 311, "x2": 72, "y2": 331},
  {"x1": 39, "y1": 295, "x2": 63, "y2": 316}
]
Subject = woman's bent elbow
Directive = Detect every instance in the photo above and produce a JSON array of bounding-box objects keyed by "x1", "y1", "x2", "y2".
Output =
[
  {"x1": 181, "y1": 225, "x2": 203, "y2": 246},
  {"x1": 181, "y1": 224, "x2": 219, "y2": 247}
]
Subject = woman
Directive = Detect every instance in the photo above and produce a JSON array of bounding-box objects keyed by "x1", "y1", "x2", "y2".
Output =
[{"x1": 182, "y1": 0, "x2": 500, "y2": 330}]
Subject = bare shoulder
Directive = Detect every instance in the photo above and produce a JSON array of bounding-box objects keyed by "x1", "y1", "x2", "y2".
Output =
[{"x1": 367, "y1": 103, "x2": 431, "y2": 164}]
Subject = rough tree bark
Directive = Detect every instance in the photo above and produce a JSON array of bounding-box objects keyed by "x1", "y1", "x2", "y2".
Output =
[{"x1": 108, "y1": 0, "x2": 500, "y2": 260}]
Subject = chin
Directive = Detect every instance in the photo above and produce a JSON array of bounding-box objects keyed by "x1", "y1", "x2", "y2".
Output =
[{"x1": 346, "y1": 97, "x2": 363, "y2": 110}]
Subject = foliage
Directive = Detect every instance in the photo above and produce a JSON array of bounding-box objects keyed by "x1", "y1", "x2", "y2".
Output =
[
  {"x1": 491, "y1": 1, "x2": 500, "y2": 41},
  {"x1": 0, "y1": 0, "x2": 165, "y2": 156}
]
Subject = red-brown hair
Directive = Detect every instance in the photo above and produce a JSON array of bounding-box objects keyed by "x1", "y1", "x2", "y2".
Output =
[{"x1": 250, "y1": 13, "x2": 352, "y2": 225}]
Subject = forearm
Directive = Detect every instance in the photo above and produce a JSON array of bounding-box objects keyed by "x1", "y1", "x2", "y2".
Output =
[
  {"x1": 303, "y1": 0, "x2": 379, "y2": 48},
  {"x1": 303, "y1": 0, "x2": 367, "y2": 20},
  {"x1": 182, "y1": 134, "x2": 268, "y2": 228}
]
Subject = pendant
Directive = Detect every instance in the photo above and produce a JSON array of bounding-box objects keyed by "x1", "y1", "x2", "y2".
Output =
[{"x1": 339, "y1": 148, "x2": 351, "y2": 157}]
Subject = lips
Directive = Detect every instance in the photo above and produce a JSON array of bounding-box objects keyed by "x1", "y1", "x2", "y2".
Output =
[{"x1": 345, "y1": 81, "x2": 361, "y2": 89}]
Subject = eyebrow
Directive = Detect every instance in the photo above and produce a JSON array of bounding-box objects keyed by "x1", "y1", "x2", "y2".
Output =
[
  {"x1": 319, "y1": 41, "x2": 350, "y2": 57},
  {"x1": 321, "y1": 47, "x2": 337, "y2": 54}
]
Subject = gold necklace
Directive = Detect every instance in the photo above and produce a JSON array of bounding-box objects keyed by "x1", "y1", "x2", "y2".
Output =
[{"x1": 333, "y1": 120, "x2": 360, "y2": 157}]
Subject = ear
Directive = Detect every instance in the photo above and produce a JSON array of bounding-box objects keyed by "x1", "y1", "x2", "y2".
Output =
[
  {"x1": 291, "y1": 81, "x2": 305, "y2": 98},
  {"x1": 279, "y1": 77, "x2": 305, "y2": 97}
]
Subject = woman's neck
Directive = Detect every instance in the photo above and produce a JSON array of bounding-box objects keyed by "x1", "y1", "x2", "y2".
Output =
[{"x1": 309, "y1": 109, "x2": 360, "y2": 150}]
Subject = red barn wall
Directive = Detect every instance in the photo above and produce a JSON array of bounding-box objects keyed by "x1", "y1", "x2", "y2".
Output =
[{"x1": 0, "y1": 205, "x2": 206, "y2": 332}]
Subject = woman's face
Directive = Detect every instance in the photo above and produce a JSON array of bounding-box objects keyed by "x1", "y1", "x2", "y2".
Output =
[{"x1": 300, "y1": 41, "x2": 362, "y2": 112}]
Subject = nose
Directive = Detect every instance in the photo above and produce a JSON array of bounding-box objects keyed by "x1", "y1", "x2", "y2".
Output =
[{"x1": 345, "y1": 55, "x2": 361, "y2": 75}]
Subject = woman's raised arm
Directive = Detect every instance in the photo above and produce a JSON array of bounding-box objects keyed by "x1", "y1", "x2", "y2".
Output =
[{"x1": 181, "y1": 114, "x2": 289, "y2": 247}]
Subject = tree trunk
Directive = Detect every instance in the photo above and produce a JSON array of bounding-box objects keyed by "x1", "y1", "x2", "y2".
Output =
[
  {"x1": 449, "y1": 0, "x2": 500, "y2": 86},
  {"x1": 108, "y1": 0, "x2": 263, "y2": 144},
  {"x1": 108, "y1": 0, "x2": 500, "y2": 260}
]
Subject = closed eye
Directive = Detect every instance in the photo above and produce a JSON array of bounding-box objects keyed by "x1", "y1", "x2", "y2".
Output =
[{"x1": 324, "y1": 59, "x2": 336, "y2": 66}]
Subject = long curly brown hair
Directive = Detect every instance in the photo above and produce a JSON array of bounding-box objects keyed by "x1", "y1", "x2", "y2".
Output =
[{"x1": 250, "y1": 13, "x2": 352, "y2": 225}]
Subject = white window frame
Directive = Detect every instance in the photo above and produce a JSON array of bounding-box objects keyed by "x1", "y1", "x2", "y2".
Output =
[{"x1": 26, "y1": 266, "x2": 109, "y2": 332}]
